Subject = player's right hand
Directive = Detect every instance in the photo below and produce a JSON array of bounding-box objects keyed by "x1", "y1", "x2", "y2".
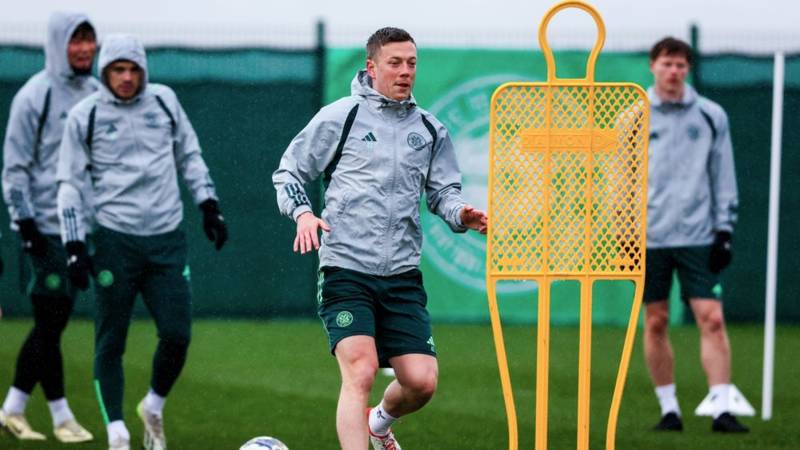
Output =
[
  {"x1": 65, "y1": 241, "x2": 94, "y2": 291},
  {"x1": 16, "y1": 218, "x2": 47, "y2": 257},
  {"x1": 294, "y1": 212, "x2": 330, "y2": 255},
  {"x1": 199, "y1": 199, "x2": 228, "y2": 251}
]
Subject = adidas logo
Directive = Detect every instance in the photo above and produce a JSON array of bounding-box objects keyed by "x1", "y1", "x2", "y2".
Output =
[
  {"x1": 362, "y1": 132, "x2": 377, "y2": 142},
  {"x1": 107, "y1": 123, "x2": 118, "y2": 134}
]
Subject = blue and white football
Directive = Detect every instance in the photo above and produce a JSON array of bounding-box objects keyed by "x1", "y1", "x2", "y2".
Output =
[{"x1": 239, "y1": 436, "x2": 289, "y2": 450}]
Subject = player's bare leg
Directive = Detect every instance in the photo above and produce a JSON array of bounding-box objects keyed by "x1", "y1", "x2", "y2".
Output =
[
  {"x1": 689, "y1": 298, "x2": 747, "y2": 431},
  {"x1": 644, "y1": 301, "x2": 673, "y2": 386},
  {"x1": 644, "y1": 301, "x2": 683, "y2": 430},
  {"x1": 382, "y1": 354, "x2": 437, "y2": 417},
  {"x1": 335, "y1": 336, "x2": 379, "y2": 450},
  {"x1": 689, "y1": 299, "x2": 731, "y2": 385},
  {"x1": 364, "y1": 354, "x2": 436, "y2": 449}
]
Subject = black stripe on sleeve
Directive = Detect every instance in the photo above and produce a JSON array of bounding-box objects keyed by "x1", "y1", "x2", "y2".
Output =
[
  {"x1": 63, "y1": 208, "x2": 78, "y2": 242},
  {"x1": 86, "y1": 105, "x2": 97, "y2": 151},
  {"x1": 699, "y1": 108, "x2": 718, "y2": 143},
  {"x1": 69, "y1": 209, "x2": 77, "y2": 242},
  {"x1": 9, "y1": 189, "x2": 31, "y2": 219},
  {"x1": 323, "y1": 103, "x2": 360, "y2": 190},
  {"x1": 421, "y1": 114, "x2": 438, "y2": 152},
  {"x1": 155, "y1": 95, "x2": 177, "y2": 135},
  {"x1": 33, "y1": 87, "x2": 52, "y2": 164},
  {"x1": 285, "y1": 183, "x2": 310, "y2": 208}
]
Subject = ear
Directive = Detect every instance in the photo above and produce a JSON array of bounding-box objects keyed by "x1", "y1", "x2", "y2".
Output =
[{"x1": 366, "y1": 58, "x2": 377, "y2": 80}]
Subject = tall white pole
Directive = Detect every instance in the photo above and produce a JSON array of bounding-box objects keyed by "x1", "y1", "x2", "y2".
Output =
[{"x1": 762, "y1": 51, "x2": 784, "y2": 421}]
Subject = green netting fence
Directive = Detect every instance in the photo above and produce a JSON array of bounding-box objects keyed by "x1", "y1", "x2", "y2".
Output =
[
  {"x1": 326, "y1": 49, "x2": 800, "y2": 325},
  {"x1": 697, "y1": 54, "x2": 800, "y2": 323},
  {"x1": 1, "y1": 43, "x2": 797, "y2": 324}
]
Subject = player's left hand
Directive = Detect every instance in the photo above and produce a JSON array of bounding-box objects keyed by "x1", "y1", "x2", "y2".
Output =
[
  {"x1": 200, "y1": 199, "x2": 228, "y2": 250},
  {"x1": 709, "y1": 230, "x2": 732, "y2": 273},
  {"x1": 460, "y1": 205, "x2": 488, "y2": 235},
  {"x1": 65, "y1": 241, "x2": 94, "y2": 291}
]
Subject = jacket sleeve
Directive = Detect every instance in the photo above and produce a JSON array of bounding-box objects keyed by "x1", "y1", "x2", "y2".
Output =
[
  {"x1": 2, "y1": 90, "x2": 39, "y2": 223},
  {"x1": 172, "y1": 96, "x2": 217, "y2": 205},
  {"x1": 425, "y1": 126, "x2": 467, "y2": 233},
  {"x1": 272, "y1": 109, "x2": 339, "y2": 221},
  {"x1": 708, "y1": 109, "x2": 738, "y2": 233},
  {"x1": 56, "y1": 110, "x2": 90, "y2": 243}
]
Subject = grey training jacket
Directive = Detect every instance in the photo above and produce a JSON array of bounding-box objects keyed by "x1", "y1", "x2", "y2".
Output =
[
  {"x1": 57, "y1": 34, "x2": 217, "y2": 242},
  {"x1": 646, "y1": 85, "x2": 738, "y2": 248},
  {"x1": 273, "y1": 70, "x2": 467, "y2": 276},
  {"x1": 2, "y1": 12, "x2": 98, "y2": 235}
]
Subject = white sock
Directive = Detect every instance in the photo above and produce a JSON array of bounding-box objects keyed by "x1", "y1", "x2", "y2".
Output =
[
  {"x1": 368, "y1": 401, "x2": 397, "y2": 436},
  {"x1": 48, "y1": 398, "x2": 75, "y2": 427},
  {"x1": 655, "y1": 383, "x2": 681, "y2": 417},
  {"x1": 107, "y1": 420, "x2": 130, "y2": 444},
  {"x1": 709, "y1": 384, "x2": 731, "y2": 419},
  {"x1": 2, "y1": 387, "x2": 30, "y2": 415},
  {"x1": 143, "y1": 389, "x2": 166, "y2": 417}
]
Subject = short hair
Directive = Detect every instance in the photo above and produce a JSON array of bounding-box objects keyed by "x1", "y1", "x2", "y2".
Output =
[
  {"x1": 366, "y1": 27, "x2": 415, "y2": 60},
  {"x1": 71, "y1": 21, "x2": 96, "y2": 42},
  {"x1": 650, "y1": 37, "x2": 692, "y2": 64}
]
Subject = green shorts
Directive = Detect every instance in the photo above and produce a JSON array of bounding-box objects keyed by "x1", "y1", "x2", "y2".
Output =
[
  {"x1": 23, "y1": 234, "x2": 76, "y2": 298},
  {"x1": 317, "y1": 266, "x2": 436, "y2": 368},
  {"x1": 644, "y1": 246, "x2": 722, "y2": 303}
]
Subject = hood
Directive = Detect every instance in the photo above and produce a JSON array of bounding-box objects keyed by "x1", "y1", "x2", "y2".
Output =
[
  {"x1": 45, "y1": 11, "x2": 93, "y2": 81},
  {"x1": 351, "y1": 69, "x2": 416, "y2": 111},
  {"x1": 98, "y1": 34, "x2": 149, "y2": 100},
  {"x1": 648, "y1": 83, "x2": 698, "y2": 108}
]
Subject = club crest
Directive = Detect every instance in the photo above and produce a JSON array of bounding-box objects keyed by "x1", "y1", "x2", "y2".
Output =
[{"x1": 407, "y1": 132, "x2": 426, "y2": 151}]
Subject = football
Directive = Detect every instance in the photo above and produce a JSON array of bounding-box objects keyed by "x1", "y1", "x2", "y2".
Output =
[{"x1": 239, "y1": 436, "x2": 289, "y2": 450}]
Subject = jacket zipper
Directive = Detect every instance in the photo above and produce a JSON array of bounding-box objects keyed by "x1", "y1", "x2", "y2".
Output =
[
  {"x1": 128, "y1": 106, "x2": 148, "y2": 229},
  {"x1": 383, "y1": 117, "x2": 399, "y2": 274}
]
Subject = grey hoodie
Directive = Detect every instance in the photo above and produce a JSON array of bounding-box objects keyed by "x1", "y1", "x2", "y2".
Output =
[
  {"x1": 2, "y1": 12, "x2": 98, "y2": 234},
  {"x1": 57, "y1": 34, "x2": 217, "y2": 242},
  {"x1": 273, "y1": 70, "x2": 467, "y2": 276},
  {"x1": 646, "y1": 85, "x2": 738, "y2": 248}
]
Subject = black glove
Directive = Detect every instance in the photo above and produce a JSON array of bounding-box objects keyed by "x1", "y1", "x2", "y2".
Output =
[
  {"x1": 199, "y1": 199, "x2": 228, "y2": 250},
  {"x1": 0, "y1": 252, "x2": 4, "y2": 277},
  {"x1": 709, "y1": 231, "x2": 733, "y2": 274},
  {"x1": 17, "y1": 218, "x2": 47, "y2": 257},
  {"x1": 65, "y1": 241, "x2": 93, "y2": 291}
]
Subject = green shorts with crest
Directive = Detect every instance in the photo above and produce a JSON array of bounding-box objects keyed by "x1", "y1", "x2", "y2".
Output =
[
  {"x1": 317, "y1": 266, "x2": 436, "y2": 368},
  {"x1": 644, "y1": 245, "x2": 722, "y2": 303},
  {"x1": 24, "y1": 234, "x2": 77, "y2": 298}
]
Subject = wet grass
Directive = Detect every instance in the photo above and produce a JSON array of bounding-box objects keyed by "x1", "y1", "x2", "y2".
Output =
[{"x1": 0, "y1": 320, "x2": 796, "y2": 449}]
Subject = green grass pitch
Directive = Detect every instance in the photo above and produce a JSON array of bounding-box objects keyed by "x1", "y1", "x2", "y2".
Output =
[{"x1": 1, "y1": 320, "x2": 798, "y2": 449}]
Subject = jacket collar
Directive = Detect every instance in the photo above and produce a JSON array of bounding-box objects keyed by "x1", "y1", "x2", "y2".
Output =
[
  {"x1": 351, "y1": 69, "x2": 416, "y2": 117},
  {"x1": 97, "y1": 83, "x2": 145, "y2": 106},
  {"x1": 648, "y1": 84, "x2": 698, "y2": 109}
]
